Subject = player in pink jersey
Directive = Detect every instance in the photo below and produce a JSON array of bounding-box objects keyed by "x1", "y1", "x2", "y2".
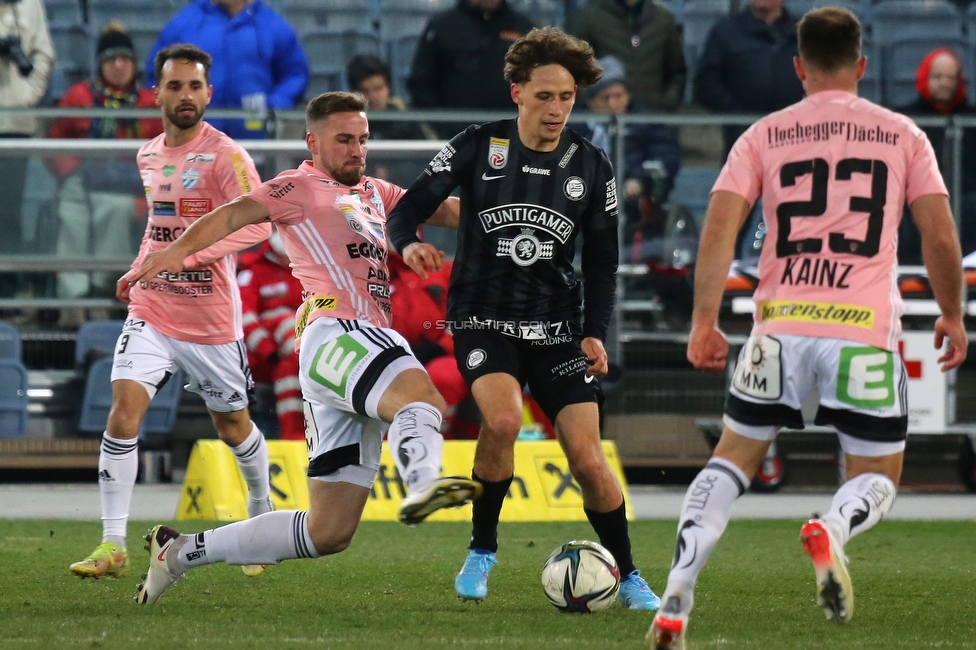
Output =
[
  {"x1": 123, "y1": 91, "x2": 482, "y2": 605},
  {"x1": 649, "y1": 10, "x2": 967, "y2": 649},
  {"x1": 69, "y1": 44, "x2": 275, "y2": 582}
]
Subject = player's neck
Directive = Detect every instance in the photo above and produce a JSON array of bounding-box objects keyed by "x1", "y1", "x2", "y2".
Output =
[
  {"x1": 802, "y1": 72, "x2": 859, "y2": 97},
  {"x1": 163, "y1": 121, "x2": 205, "y2": 149}
]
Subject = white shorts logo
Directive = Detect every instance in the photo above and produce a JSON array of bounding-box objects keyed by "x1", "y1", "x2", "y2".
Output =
[
  {"x1": 466, "y1": 348, "x2": 487, "y2": 369},
  {"x1": 732, "y1": 336, "x2": 783, "y2": 400}
]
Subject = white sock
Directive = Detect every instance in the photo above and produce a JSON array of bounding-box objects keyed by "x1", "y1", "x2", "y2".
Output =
[
  {"x1": 176, "y1": 510, "x2": 319, "y2": 570},
  {"x1": 99, "y1": 433, "x2": 139, "y2": 548},
  {"x1": 228, "y1": 422, "x2": 272, "y2": 517},
  {"x1": 386, "y1": 402, "x2": 444, "y2": 494},
  {"x1": 822, "y1": 472, "x2": 896, "y2": 547},
  {"x1": 665, "y1": 457, "x2": 749, "y2": 598}
]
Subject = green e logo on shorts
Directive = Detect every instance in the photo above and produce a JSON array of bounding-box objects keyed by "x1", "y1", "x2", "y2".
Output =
[
  {"x1": 837, "y1": 347, "x2": 895, "y2": 409},
  {"x1": 308, "y1": 333, "x2": 368, "y2": 397}
]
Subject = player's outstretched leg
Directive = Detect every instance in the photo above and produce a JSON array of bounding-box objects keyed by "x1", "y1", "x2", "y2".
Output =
[
  {"x1": 135, "y1": 525, "x2": 185, "y2": 604},
  {"x1": 646, "y1": 456, "x2": 749, "y2": 646},
  {"x1": 389, "y1": 402, "x2": 482, "y2": 524}
]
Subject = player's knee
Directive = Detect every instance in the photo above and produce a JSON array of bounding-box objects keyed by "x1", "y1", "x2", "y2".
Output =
[
  {"x1": 105, "y1": 405, "x2": 142, "y2": 439},
  {"x1": 309, "y1": 529, "x2": 355, "y2": 556},
  {"x1": 481, "y1": 410, "x2": 522, "y2": 442},
  {"x1": 417, "y1": 391, "x2": 448, "y2": 419},
  {"x1": 567, "y1": 449, "x2": 610, "y2": 485}
]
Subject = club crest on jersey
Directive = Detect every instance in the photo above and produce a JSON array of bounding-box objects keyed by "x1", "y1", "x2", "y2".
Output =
[
  {"x1": 496, "y1": 228, "x2": 554, "y2": 267},
  {"x1": 488, "y1": 137, "x2": 509, "y2": 170},
  {"x1": 181, "y1": 167, "x2": 200, "y2": 190},
  {"x1": 369, "y1": 191, "x2": 385, "y2": 217},
  {"x1": 340, "y1": 204, "x2": 363, "y2": 232},
  {"x1": 563, "y1": 176, "x2": 585, "y2": 201}
]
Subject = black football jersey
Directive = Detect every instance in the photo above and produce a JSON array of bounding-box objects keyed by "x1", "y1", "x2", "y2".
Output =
[{"x1": 388, "y1": 119, "x2": 619, "y2": 340}]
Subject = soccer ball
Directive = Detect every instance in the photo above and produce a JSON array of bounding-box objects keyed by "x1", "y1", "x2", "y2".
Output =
[{"x1": 541, "y1": 540, "x2": 620, "y2": 613}]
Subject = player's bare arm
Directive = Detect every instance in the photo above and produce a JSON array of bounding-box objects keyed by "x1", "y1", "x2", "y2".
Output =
[
  {"x1": 127, "y1": 196, "x2": 271, "y2": 285},
  {"x1": 688, "y1": 190, "x2": 752, "y2": 372},
  {"x1": 910, "y1": 192, "x2": 968, "y2": 370},
  {"x1": 400, "y1": 197, "x2": 459, "y2": 279}
]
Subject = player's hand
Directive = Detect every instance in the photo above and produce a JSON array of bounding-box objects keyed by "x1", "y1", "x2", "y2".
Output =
[
  {"x1": 934, "y1": 315, "x2": 967, "y2": 371},
  {"x1": 403, "y1": 242, "x2": 444, "y2": 280},
  {"x1": 116, "y1": 275, "x2": 132, "y2": 303},
  {"x1": 124, "y1": 247, "x2": 187, "y2": 287},
  {"x1": 687, "y1": 322, "x2": 729, "y2": 372},
  {"x1": 581, "y1": 337, "x2": 608, "y2": 378}
]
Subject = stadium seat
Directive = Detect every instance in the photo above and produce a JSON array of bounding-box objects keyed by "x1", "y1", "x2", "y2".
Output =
[
  {"x1": 306, "y1": 70, "x2": 345, "y2": 98},
  {"x1": 379, "y1": 0, "x2": 453, "y2": 40},
  {"x1": 45, "y1": 0, "x2": 84, "y2": 26},
  {"x1": 512, "y1": 0, "x2": 564, "y2": 27},
  {"x1": 0, "y1": 322, "x2": 22, "y2": 361},
  {"x1": 86, "y1": 0, "x2": 180, "y2": 31},
  {"x1": 77, "y1": 356, "x2": 184, "y2": 436},
  {"x1": 882, "y1": 37, "x2": 972, "y2": 108},
  {"x1": 871, "y1": 0, "x2": 963, "y2": 46},
  {"x1": 0, "y1": 359, "x2": 29, "y2": 437},
  {"x1": 670, "y1": 166, "x2": 721, "y2": 223},
  {"x1": 389, "y1": 34, "x2": 420, "y2": 102},
  {"x1": 860, "y1": 42, "x2": 883, "y2": 104},
  {"x1": 48, "y1": 24, "x2": 91, "y2": 81},
  {"x1": 74, "y1": 320, "x2": 124, "y2": 372},
  {"x1": 784, "y1": 0, "x2": 862, "y2": 20},
  {"x1": 301, "y1": 27, "x2": 382, "y2": 98},
  {"x1": 282, "y1": 0, "x2": 380, "y2": 31},
  {"x1": 680, "y1": 0, "x2": 730, "y2": 51}
]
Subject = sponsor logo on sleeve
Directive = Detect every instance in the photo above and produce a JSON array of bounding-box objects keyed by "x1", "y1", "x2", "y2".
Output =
[
  {"x1": 230, "y1": 151, "x2": 253, "y2": 193},
  {"x1": 267, "y1": 181, "x2": 295, "y2": 199},
  {"x1": 153, "y1": 201, "x2": 176, "y2": 216},
  {"x1": 427, "y1": 143, "x2": 455, "y2": 174},
  {"x1": 180, "y1": 198, "x2": 212, "y2": 217},
  {"x1": 488, "y1": 137, "x2": 509, "y2": 170},
  {"x1": 186, "y1": 152, "x2": 216, "y2": 163},
  {"x1": 604, "y1": 178, "x2": 617, "y2": 211},
  {"x1": 181, "y1": 167, "x2": 200, "y2": 191},
  {"x1": 563, "y1": 176, "x2": 586, "y2": 201}
]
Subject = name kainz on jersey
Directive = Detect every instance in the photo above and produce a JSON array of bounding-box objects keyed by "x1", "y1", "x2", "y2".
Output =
[
  {"x1": 780, "y1": 257, "x2": 854, "y2": 289},
  {"x1": 767, "y1": 121, "x2": 900, "y2": 148},
  {"x1": 478, "y1": 204, "x2": 574, "y2": 243}
]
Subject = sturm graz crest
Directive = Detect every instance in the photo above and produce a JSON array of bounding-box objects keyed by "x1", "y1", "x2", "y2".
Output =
[{"x1": 496, "y1": 228, "x2": 554, "y2": 267}]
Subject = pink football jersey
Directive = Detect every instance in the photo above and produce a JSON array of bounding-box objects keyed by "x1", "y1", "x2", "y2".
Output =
[
  {"x1": 130, "y1": 122, "x2": 270, "y2": 344},
  {"x1": 247, "y1": 161, "x2": 404, "y2": 338},
  {"x1": 714, "y1": 90, "x2": 948, "y2": 351}
]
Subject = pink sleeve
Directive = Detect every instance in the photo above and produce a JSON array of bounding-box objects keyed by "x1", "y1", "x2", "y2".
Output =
[
  {"x1": 185, "y1": 222, "x2": 272, "y2": 268},
  {"x1": 711, "y1": 122, "x2": 763, "y2": 205},
  {"x1": 378, "y1": 179, "x2": 405, "y2": 211},
  {"x1": 248, "y1": 175, "x2": 306, "y2": 225},
  {"x1": 905, "y1": 127, "x2": 949, "y2": 204},
  {"x1": 215, "y1": 146, "x2": 261, "y2": 203}
]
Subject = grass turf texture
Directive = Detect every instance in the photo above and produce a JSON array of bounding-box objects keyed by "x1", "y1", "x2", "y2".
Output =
[{"x1": 2, "y1": 520, "x2": 975, "y2": 649}]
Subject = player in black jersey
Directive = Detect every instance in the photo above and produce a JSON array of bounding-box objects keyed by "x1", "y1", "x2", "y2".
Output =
[{"x1": 387, "y1": 27, "x2": 659, "y2": 610}]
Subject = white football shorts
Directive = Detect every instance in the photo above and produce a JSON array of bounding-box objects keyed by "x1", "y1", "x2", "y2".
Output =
[
  {"x1": 111, "y1": 318, "x2": 252, "y2": 412},
  {"x1": 724, "y1": 334, "x2": 908, "y2": 457},
  {"x1": 299, "y1": 317, "x2": 425, "y2": 488}
]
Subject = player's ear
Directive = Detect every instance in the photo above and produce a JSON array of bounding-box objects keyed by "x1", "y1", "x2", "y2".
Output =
[
  {"x1": 153, "y1": 85, "x2": 160, "y2": 106},
  {"x1": 206, "y1": 84, "x2": 213, "y2": 106},
  {"x1": 510, "y1": 82, "x2": 521, "y2": 105},
  {"x1": 793, "y1": 56, "x2": 806, "y2": 82},
  {"x1": 306, "y1": 130, "x2": 317, "y2": 155},
  {"x1": 855, "y1": 56, "x2": 867, "y2": 81}
]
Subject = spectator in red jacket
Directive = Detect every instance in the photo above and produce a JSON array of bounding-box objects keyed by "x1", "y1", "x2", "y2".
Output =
[
  {"x1": 47, "y1": 22, "x2": 163, "y2": 299},
  {"x1": 237, "y1": 231, "x2": 304, "y2": 440}
]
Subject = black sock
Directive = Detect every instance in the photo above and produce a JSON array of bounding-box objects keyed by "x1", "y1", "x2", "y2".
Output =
[
  {"x1": 469, "y1": 472, "x2": 513, "y2": 553},
  {"x1": 584, "y1": 501, "x2": 636, "y2": 577}
]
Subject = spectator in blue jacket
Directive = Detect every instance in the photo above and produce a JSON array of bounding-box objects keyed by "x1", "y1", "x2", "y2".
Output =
[
  {"x1": 693, "y1": 0, "x2": 804, "y2": 158},
  {"x1": 147, "y1": 0, "x2": 308, "y2": 139}
]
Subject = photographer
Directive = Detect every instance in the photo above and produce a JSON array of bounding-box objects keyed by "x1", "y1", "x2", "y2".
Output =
[{"x1": 0, "y1": 0, "x2": 53, "y2": 290}]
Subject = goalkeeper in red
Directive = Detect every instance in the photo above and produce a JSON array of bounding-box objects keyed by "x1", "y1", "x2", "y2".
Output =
[{"x1": 649, "y1": 8, "x2": 967, "y2": 649}]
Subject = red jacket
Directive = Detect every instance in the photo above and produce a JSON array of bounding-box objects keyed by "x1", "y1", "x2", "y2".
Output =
[
  {"x1": 47, "y1": 78, "x2": 163, "y2": 179},
  {"x1": 389, "y1": 253, "x2": 454, "y2": 356},
  {"x1": 237, "y1": 242, "x2": 304, "y2": 363}
]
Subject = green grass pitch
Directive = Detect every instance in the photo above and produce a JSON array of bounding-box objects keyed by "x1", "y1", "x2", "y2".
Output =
[{"x1": 2, "y1": 519, "x2": 975, "y2": 649}]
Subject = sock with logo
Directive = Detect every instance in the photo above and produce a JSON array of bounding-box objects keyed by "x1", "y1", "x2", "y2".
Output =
[
  {"x1": 229, "y1": 422, "x2": 272, "y2": 518},
  {"x1": 386, "y1": 402, "x2": 444, "y2": 494},
  {"x1": 469, "y1": 472, "x2": 513, "y2": 553},
  {"x1": 822, "y1": 472, "x2": 896, "y2": 547},
  {"x1": 584, "y1": 501, "x2": 636, "y2": 576},
  {"x1": 176, "y1": 510, "x2": 319, "y2": 570},
  {"x1": 99, "y1": 432, "x2": 139, "y2": 548},
  {"x1": 664, "y1": 457, "x2": 749, "y2": 596}
]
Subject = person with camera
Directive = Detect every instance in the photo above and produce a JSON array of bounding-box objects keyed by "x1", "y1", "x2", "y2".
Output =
[{"x1": 0, "y1": 0, "x2": 52, "y2": 291}]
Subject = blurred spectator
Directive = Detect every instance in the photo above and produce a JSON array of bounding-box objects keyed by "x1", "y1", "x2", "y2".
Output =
[
  {"x1": 570, "y1": 56, "x2": 680, "y2": 241},
  {"x1": 0, "y1": 0, "x2": 52, "y2": 293},
  {"x1": 47, "y1": 22, "x2": 163, "y2": 299},
  {"x1": 347, "y1": 54, "x2": 435, "y2": 185},
  {"x1": 407, "y1": 0, "x2": 533, "y2": 115},
  {"x1": 694, "y1": 0, "x2": 804, "y2": 158},
  {"x1": 567, "y1": 0, "x2": 685, "y2": 112},
  {"x1": 898, "y1": 48, "x2": 976, "y2": 257},
  {"x1": 237, "y1": 232, "x2": 304, "y2": 440},
  {"x1": 147, "y1": 0, "x2": 308, "y2": 139}
]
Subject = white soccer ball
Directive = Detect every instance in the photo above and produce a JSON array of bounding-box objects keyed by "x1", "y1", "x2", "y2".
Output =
[{"x1": 541, "y1": 540, "x2": 620, "y2": 613}]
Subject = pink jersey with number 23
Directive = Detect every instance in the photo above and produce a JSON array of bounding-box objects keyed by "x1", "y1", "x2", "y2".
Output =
[{"x1": 714, "y1": 90, "x2": 947, "y2": 351}]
